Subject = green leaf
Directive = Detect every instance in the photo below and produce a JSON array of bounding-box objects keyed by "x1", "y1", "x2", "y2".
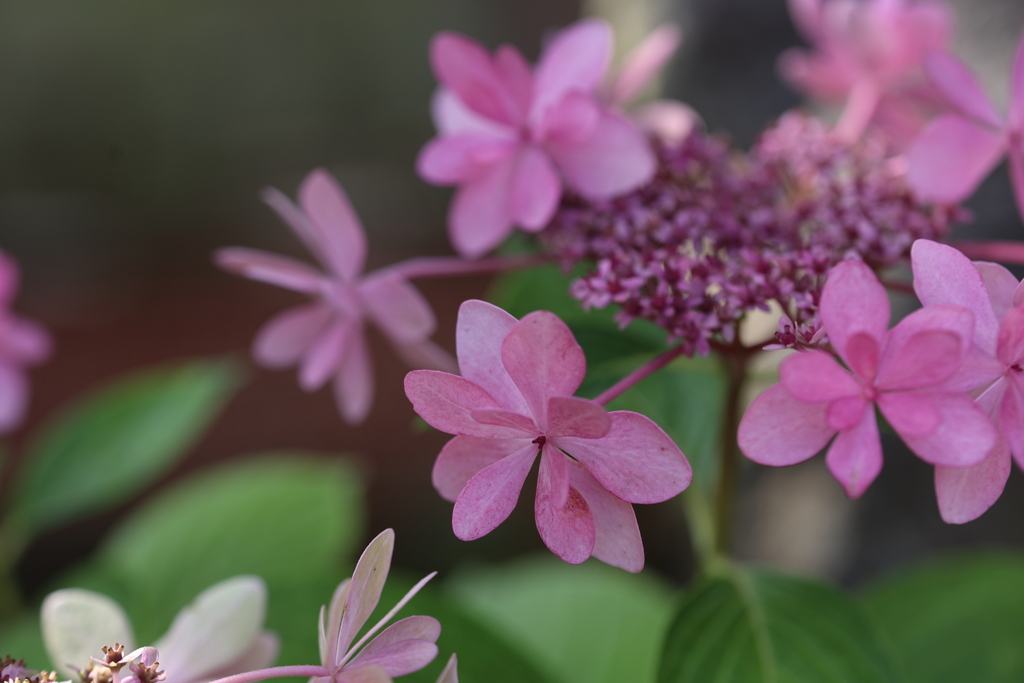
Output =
[
  {"x1": 9, "y1": 359, "x2": 244, "y2": 535},
  {"x1": 446, "y1": 555, "x2": 674, "y2": 683},
  {"x1": 659, "y1": 567, "x2": 902, "y2": 683},
  {"x1": 91, "y1": 454, "x2": 363, "y2": 645},
  {"x1": 862, "y1": 552, "x2": 1024, "y2": 683},
  {"x1": 0, "y1": 614, "x2": 49, "y2": 671},
  {"x1": 375, "y1": 570, "x2": 558, "y2": 683}
]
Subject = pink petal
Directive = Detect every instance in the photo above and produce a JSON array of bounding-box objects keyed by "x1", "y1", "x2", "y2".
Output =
[
  {"x1": 975, "y1": 262, "x2": 1020, "y2": 322},
  {"x1": 431, "y1": 89, "x2": 514, "y2": 137},
  {"x1": 546, "y1": 396, "x2": 611, "y2": 439},
  {"x1": 531, "y1": 18, "x2": 611, "y2": 124},
  {"x1": 631, "y1": 100, "x2": 700, "y2": 145},
  {"x1": 508, "y1": 146, "x2": 561, "y2": 230},
  {"x1": 392, "y1": 340, "x2": 457, "y2": 374},
  {"x1": 252, "y1": 303, "x2": 333, "y2": 369},
  {"x1": 941, "y1": 344, "x2": 1006, "y2": 394},
  {"x1": 779, "y1": 349, "x2": 861, "y2": 402},
  {"x1": 536, "y1": 92, "x2": 601, "y2": 146},
  {"x1": 819, "y1": 260, "x2": 890, "y2": 365},
  {"x1": 906, "y1": 114, "x2": 1006, "y2": 203},
  {"x1": 335, "y1": 664, "x2": 391, "y2": 683},
  {"x1": 452, "y1": 442, "x2": 538, "y2": 540},
  {"x1": 787, "y1": 0, "x2": 823, "y2": 43},
  {"x1": 495, "y1": 46, "x2": 534, "y2": 120},
  {"x1": 608, "y1": 23, "x2": 681, "y2": 106},
  {"x1": 1008, "y1": 29, "x2": 1024, "y2": 130},
  {"x1": 568, "y1": 462, "x2": 643, "y2": 572},
  {"x1": 1010, "y1": 145, "x2": 1024, "y2": 225},
  {"x1": 1000, "y1": 373, "x2": 1024, "y2": 470},
  {"x1": 213, "y1": 247, "x2": 323, "y2": 295},
  {"x1": 470, "y1": 409, "x2": 537, "y2": 435},
  {"x1": 545, "y1": 111, "x2": 655, "y2": 199},
  {"x1": 738, "y1": 383, "x2": 834, "y2": 466},
  {"x1": 1, "y1": 317, "x2": 51, "y2": 365},
  {"x1": 447, "y1": 154, "x2": 517, "y2": 259},
  {"x1": 910, "y1": 239, "x2": 1000, "y2": 354},
  {"x1": 0, "y1": 364, "x2": 28, "y2": 434},
  {"x1": 346, "y1": 640, "x2": 438, "y2": 678},
  {"x1": 416, "y1": 134, "x2": 517, "y2": 185},
  {"x1": 321, "y1": 580, "x2": 351, "y2": 669},
  {"x1": 0, "y1": 252, "x2": 19, "y2": 306},
  {"x1": 826, "y1": 395, "x2": 869, "y2": 431},
  {"x1": 997, "y1": 306, "x2": 1024, "y2": 366},
  {"x1": 404, "y1": 370, "x2": 533, "y2": 438},
  {"x1": 934, "y1": 440, "x2": 1011, "y2": 524},
  {"x1": 436, "y1": 655, "x2": 459, "y2": 683},
  {"x1": 336, "y1": 530, "x2": 395, "y2": 664},
  {"x1": 334, "y1": 327, "x2": 374, "y2": 425},
  {"x1": 553, "y1": 410, "x2": 691, "y2": 504},
  {"x1": 924, "y1": 52, "x2": 1003, "y2": 128},
  {"x1": 876, "y1": 305, "x2": 973, "y2": 391},
  {"x1": 535, "y1": 447, "x2": 595, "y2": 565},
  {"x1": 876, "y1": 391, "x2": 939, "y2": 437},
  {"x1": 501, "y1": 311, "x2": 586, "y2": 428},
  {"x1": 348, "y1": 616, "x2": 441, "y2": 675},
  {"x1": 359, "y1": 271, "x2": 435, "y2": 344},
  {"x1": 299, "y1": 320, "x2": 351, "y2": 391},
  {"x1": 298, "y1": 169, "x2": 368, "y2": 281},
  {"x1": 890, "y1": 392, "x2": 997, "y2": 468},
  {"x1": 432, "y1": 436, "x2": 533, "y2": 502},
  {"x1": 430, "y1": 32, "x2": 522, "y2": 127},
  {"x1": 455, "y1": 300, "x2": 529, "y2": 414},
  {"x1": 776, "y1": 48, "x2": 855, "y2": 104},
  {"x1": 825, "y1": 409, "x2": 882, "y2": 498},
  {"x1": 261, "y1": 187, "x2": 342, "y2": 276}
]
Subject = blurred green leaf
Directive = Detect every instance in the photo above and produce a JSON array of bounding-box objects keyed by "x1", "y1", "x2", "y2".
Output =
[
  {"x1": 659, "y1": 567, "x2": 901, "y2": 683},
  {"x1": 91, "y1": 455, "x2": 363, "y2": 645},
  {"x1": 863, "y1": 552, "x2": 1024, "y2": 683},
  {"x1": 0, "y1": 613, "x2": 48, "y2": 669},
  {"x1": 446, "y1": 555, "x2": 674, "y2": 683},
  {"x1": 375, "y1": 570, "x2": 557, "y2": 683},
  {"x1": 8, "y1": 359, "x2": 243, "y2": 536}
]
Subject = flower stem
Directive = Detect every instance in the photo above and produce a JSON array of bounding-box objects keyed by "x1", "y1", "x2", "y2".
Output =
[
  {"x1": 207, "y1": 665, "x2": 329, "y2": 683},
  {"x1": 950, "y1": 241, "x2": 1024, "y2": 265},
  {"x1": 593, "y1": 344, "x2": 689, "y2": 406},
  {"x1": 713, "y1": 351, "x2": 750, "y2": 557},
  {"x1": 387, "y1": 254, "x2": 553, "y2": 280}
]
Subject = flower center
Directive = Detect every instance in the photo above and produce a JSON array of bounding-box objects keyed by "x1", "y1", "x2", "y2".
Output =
[{"x1": 323, "y1": 280, "x2": 363, "y2": 318}]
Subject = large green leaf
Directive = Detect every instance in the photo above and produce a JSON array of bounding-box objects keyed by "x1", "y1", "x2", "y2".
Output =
[
  {"x1": 91, "y1": 455, "x2": 363, "y2": 644},
  {"x1": 446, "y1": 555, "x2": 674, "y2": 683},
  {"x1": 863, "y1": 553, "x2": 1024, "y2": 683},
  {"x1": 8, "y1": 359, "x2": 243, "y2": 535},
  {"x1": 659, "y1": 567, "x2": 902, "y2": 683}
]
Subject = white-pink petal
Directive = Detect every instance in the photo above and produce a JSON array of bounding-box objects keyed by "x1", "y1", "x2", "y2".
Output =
[
  {"x1": 299, "y1": 320, "x2": 351, "y2": 392},
  {"x1": 359, "y1": 271, "x2": 435, "y2": 345},
  {"x1": 213, "y1": 247, "x2": 323, "y2": 295},
  {"x1": 403, "y1": 370, "x2": 526, "y2": 438},
  {"x1": 335, "y1": 327, "x2": 374, "y2": 425},
  {"x1": 454, "y1": 300, "x2": 528, "y2": 415},
  {"x1": 334, "y1": 530, "x2": 395, "y2": 664},
  {"x1": 298, "y1": 169, "x2": 368, "y2": 282},
  {"x1": 432, "y1": 436, "x2": 533, "y2": 502},
  {"x1": 452, "y1": 443, "x2": 538, "y2": 540},
  {"x1": 252, "y1": 303, "x2": 333, "y2": 369}
]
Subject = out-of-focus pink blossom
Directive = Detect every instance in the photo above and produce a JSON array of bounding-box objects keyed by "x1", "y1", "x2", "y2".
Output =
[
  {"x1": 779, "y1": 0, "x2": 954, "y2": 142},
  {"x1": 313, "y1": 529, "x2": 439, "y2": 683},
  {"x1": 597, "y1": 23, "x2": 700, "y2": 145},
  {"x1": 0, "y1": 250, "x2": 52, "y2": 434},
  {"x1": 216, "y1": 169, "x2": 454, "y2": 425},
  {"x1": 739, "y1": 259, "x2": 996, "y2": 498},
  {"x1": 404, "y1": 300, "x2": 691, "y2": 572},
  {"x1": 911, "y1": 239, "x2": 1024, "y2": 522},
  {"x1": 417, "y1": 19, "x2": 655, "y2": 258},
  {"x1": 906, "y1": 32, "x2": 1024, "y2": 220}
]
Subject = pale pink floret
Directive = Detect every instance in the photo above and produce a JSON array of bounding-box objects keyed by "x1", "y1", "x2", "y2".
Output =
[
  {"x1": 906, "y1": 30, "x2": 1024, "y2": 221},
  {"x1": 739, "y1": 259, "x2": 996, "y2": 499},
  {"x1": 910, "y1": 239, "x2": 1024, "y2": 522},
  {"x1": 313, "y1": 529, "x2": 439, "y2": 683},
  {"x1": 780, "y1": 0, "x2": 953, "y2": 142},
  {"x1": 216, "y1": 169, "x2": 454, "y2": 425},
  {"x1": 404, "y1": 300, "x2": 691, "y2": 572},
  {"x1": 417, "y1": 19, "x2": 655, "y2": 258},
  {"x1": 0, "y1": 250, "x2": 52, "y2": 433}
]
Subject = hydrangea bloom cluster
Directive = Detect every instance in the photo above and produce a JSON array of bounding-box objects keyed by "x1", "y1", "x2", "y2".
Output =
[{"x1": 542, "y1": 112, "x2": 961, "y2": 354}]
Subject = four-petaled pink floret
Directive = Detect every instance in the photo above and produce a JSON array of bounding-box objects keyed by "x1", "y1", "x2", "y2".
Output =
[
  {"x1": 404, "y1": 300, "x2": 692, "y2": 572},
  {"x1": 739, "y1": 258, "x2": 996, "y2": 499}
]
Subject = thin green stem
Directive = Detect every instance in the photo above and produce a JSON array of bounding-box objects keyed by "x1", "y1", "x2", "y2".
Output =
[{"x1": 713, "y1": 351, "x2": 750, "y2": 557}]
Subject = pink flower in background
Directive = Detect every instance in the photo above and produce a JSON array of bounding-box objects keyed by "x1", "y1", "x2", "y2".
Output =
[
  {"x1": 417, "y1": 19, "x2": 656, "y2": 259},
  {"x1": 0, "y1": 250, "x2": 52, "y2": 433},
  {"x1": 906, "y1": 32, "x2": 1024, "y2": 218},
  {"x1": 739, "y1": 259, "x2": 996, "y2": 498},
  {"x1": 404, "y1": 300, "x2": 691, "y2": 572},
  {"x1": 313, "y1": 529, "x2": 439, "y2": 683},
  {"x1": 216, "y1": 169, "x2": 454, "y2": 425},
  {"x1": 598, "y1": 23, "x2": 700, "y2": 145},
  {"x1": 779, "y1": 0, "x2": 953, "y2": 141},
  {"x1": 911, "y1": 239, "x2": 1024, "y2": 522}
]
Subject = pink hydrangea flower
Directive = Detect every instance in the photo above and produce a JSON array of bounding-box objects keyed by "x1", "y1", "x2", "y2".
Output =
[
  {"x1": 0, "y1": 250, "x2": 52, "y2": 433},
  {"x1": 779, "y1": 0, "x2": 953, "y2": 142},
  {"x1": 911, "y1": 239, "x2": 1024, "y2": 522},
  {"x1": 905, "y1": 32, "x2": 1024, "y2": 219},
  {"x1": 313, "y1": 529, "x2": 439, "y2": 683},
  {"x1": 404, "y1": 300, "x2": 692, "y2": 572},
  {"x1": 416, "y1": 19, "x2": 656, "y2": 259},
  {"x1": 738, "y1": 259, "x2": 996, "y2": 498},
  {"x1": 216, "y1": 169, "x2": 454, "y2": 425}
]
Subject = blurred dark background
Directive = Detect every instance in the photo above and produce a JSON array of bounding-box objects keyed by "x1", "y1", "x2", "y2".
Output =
[{"x1": 2, "y1": 0, "x2": 1024, "y2": 599}]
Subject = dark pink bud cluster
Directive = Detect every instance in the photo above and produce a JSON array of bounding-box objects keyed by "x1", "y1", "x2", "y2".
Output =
[{"x1": 542, "y1": 111, "x2": 964, "y2": 354}]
